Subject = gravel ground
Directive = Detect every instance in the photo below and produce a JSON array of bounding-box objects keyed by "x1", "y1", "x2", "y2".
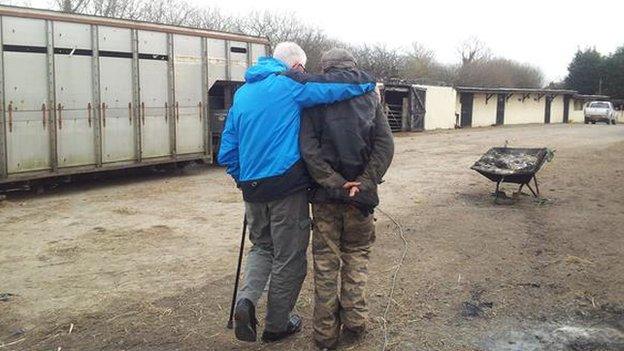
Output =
[{"x1": 1, "y1": 123, "x2": 623, "y2": 351}]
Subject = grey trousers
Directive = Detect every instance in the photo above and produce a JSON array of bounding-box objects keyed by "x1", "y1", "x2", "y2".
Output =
[{"x1": 237, "y1": 190, "x2": 311, "y2": 332}]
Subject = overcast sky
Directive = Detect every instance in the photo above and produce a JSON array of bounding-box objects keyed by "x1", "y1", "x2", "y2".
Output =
[
  {"x1": 192, "y1": 0, "x2": 623, "y2": 83},
  {"x1": 22, "y1": 0, "x2": 624, "y2": 83}
]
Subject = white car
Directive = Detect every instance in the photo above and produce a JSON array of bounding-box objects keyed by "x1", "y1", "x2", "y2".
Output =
[{"x1": 584, "y1": 101, "x2": 617, "y2": 124}]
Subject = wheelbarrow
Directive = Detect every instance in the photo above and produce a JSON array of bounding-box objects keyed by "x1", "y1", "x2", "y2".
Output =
[{"x1": 471, "y1": 147, "x2": 551, "y2": 200}]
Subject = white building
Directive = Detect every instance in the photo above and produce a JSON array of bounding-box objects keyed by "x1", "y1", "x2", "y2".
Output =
[{"x1": 380, "y1": 83, "x2": 618, "y2": 132}]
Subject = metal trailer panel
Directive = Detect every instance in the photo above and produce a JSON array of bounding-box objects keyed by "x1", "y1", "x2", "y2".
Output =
[
  {"x1": 54, "y1": 21, "x2": 95, "y2": 167},
  {"x1": 2, "y1": 15, "x2": 46, "y2": 46},
  {"x1": 98, "y1": 25, "x2": 131, "y2": 52},
  {"x1": 251, "y1": 43, "x2": 266, "y2": 64},
  {"x1": 201, "y1": 37, "x2": 210, "y2": 160},
  {"x1": 4, "y1": 52, "x2": 50, "y2": 173},
  {"x1": 54, "y1": 20, "x2": 90, "y2": 48},
  {"x1": 173, "y1": 34, "x2": 203, "y2": 155},
  {"x1": 55, "y1": 54, "x2": 96, "y2": 167},
  {"x1": 137, "y1": 29, "x2": 167, "y2": 55},
  {"x1": 138, "y1": 30, "x2": 170, "y2": 159},
  {"x1": 0, "y1": 7, "x2": 269, "y2": 185},
  {"x1": 0, "y1": 5, "x2": 269, "y2": 45},
  {"x1": 131, "y1": 29, "x2": 141, "y2": 162},
  {"x1": 100, "y1": 56, "x2": 135, "y2": 163},
  {"x1": 90, "y1": 24, "x2": 102, "y2": 167},
  {"x1": 0, "y1": 17, "x2": 5, "y2": 179},
  {"x1": 207, "y1": 38, "x2": 226, "y2": 87},
  {"x1": 3, "y1": 17, "x2": 55, "y2": 174},
  {"x1": 229, "y1": 40, "x2": 248, "y2": 81}
]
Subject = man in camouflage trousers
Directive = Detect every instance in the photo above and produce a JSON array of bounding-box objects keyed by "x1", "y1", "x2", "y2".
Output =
[{"x1": 299, "y1": 48, "x2": 394, "y2": 350}]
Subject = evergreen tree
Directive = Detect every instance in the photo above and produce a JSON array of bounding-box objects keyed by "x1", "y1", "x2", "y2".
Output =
[
  {"x1": 564, "y1": 48, "x2": 605, "y2": 95},
  {"x1": 603, "y1": 46, "x2": 624, "y2": 99}
]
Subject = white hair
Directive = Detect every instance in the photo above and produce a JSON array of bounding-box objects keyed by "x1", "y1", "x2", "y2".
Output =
[{"x1": 272, "y1": 42, "x2": 307, "y2": 68}]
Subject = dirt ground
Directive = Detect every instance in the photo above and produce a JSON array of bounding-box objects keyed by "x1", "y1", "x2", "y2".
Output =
[{"x1": 1, "y1": 123, "x2": 623, "y2": 351}]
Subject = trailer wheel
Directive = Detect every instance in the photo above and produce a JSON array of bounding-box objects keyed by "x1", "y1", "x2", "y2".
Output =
[
  {"x1": 584, "y1": 118, "x2": 589, "y2": 124},
  {"x1": 611, "y1": 119, "x2": 616, "y2": 125}
]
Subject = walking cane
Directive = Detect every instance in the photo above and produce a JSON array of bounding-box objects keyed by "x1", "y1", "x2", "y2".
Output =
[{"x1": 227, "y1": 215, "x2": 248, "y2": 329}]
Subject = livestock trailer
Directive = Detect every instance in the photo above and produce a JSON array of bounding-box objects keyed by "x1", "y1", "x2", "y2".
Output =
[{"x1": 0, "y1": 5, "x2": 269, "y2": 185}]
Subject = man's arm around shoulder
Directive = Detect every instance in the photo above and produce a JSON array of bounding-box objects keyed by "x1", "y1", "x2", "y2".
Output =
[{"x1": 284, "y1": 70, "x2": 377, "y2": 108}]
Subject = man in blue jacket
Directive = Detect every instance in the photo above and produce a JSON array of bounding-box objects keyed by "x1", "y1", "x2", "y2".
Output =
[{"x1": 218, "y1": 42, "x2": 376, "y2": 343}]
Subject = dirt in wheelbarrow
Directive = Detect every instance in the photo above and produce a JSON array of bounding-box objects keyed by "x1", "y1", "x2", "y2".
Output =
[{"x1": 1, "y1": 124, "x2": 624, "y2": 351}]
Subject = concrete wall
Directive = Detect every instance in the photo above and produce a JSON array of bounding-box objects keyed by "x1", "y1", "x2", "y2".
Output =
[
  {"x1": 568, "y1": 98, "x2": 586, "y2": 123},
  {"x1": 417, "y1": 85, "x2": 457, "y2": 130},
  {"x1": 471, "y1": 93, "x2": 497, "y2": 127},
  {"x1": 504, "y1": 93, "x2": 545, "y2": 125}
]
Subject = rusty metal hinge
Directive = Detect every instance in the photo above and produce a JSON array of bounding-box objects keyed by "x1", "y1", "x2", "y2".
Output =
[
  {"x1": 87, "y1": 102, "x2": 92, "y2": 127},
  {"x1": 41, "y1": 103, "x2": 47, "y2": 129},
  {"x1": 57, "y1": 103, "x2": 63, "y2": 130},
  {"x1": 101, "y1": 102, "x2": 106, "y2": 128},
  {"x1": 128, "y1": 102, "x2": 132, "y2": 125},
  {"x1": 141, "y1": 102, "x2": 146, "y2": 125},
  {"x1": 7, "y1": 101, "x2": 13, "y2": 132}
]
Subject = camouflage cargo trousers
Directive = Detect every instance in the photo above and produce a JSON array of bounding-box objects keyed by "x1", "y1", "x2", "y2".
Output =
[{"x1": 312, "y1": 203, "x2": 376, "y2": 348}]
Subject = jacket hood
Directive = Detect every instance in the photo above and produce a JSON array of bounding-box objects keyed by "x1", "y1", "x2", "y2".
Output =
[{"x1": 245, "y1": 56, "x2": 289, "y2": 83}]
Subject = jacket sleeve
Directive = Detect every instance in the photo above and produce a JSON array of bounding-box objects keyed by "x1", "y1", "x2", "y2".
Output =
[
  {"x1": 286, "y1": 70, "x2": 376, "y2": 109},
  {"x1": 299, "y1": 108, "x2": 347, "y2": 188},
  {"x1": 356, "y1": 103, "x2": 394, "y2": 191},
  {"x1": 217, "y1": 107, "x2": 240, "y2": 182}
]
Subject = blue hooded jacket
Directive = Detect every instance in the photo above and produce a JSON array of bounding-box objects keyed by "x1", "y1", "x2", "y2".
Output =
[{"x1": 218, "y1": 56, "x2": 376, "y2": 202}]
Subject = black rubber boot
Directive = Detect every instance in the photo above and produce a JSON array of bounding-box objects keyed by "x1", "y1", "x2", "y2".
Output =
[
  {"x1": 261, "y1": 314, "x2": 303, "y2": 343},
  {"x1": 234, "y1": 298, "x2": 257, "y2": 342}
]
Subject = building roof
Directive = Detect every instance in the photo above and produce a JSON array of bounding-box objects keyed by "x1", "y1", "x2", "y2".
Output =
[
  {"x1": 456, "y1": 86, "x2": 577, "y2": 95},
  {"x1": 572, "y1": 94, "x2": 611, "y2": 100}
]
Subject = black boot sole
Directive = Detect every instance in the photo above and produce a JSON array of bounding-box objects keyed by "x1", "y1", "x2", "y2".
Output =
[{"x1": 234, "y1": 307, "x2": 256, "y2": 342}]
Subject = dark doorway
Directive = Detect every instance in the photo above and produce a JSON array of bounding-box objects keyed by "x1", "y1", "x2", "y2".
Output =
[
  {"x1": 563, "y1": 95, "x2": 570, "y2": 123},
  {"x1": 544, "y1": 96, "x2": 552, "y2": 124},
  {"x1": 384, "y1": 87, "x2": 410, "y2": 132},
  {"x1": 460, "y1": 93, "x2": 474, "y2": 128},
  {"x1": 411, "y1": 87, "x2": 426, "y2": 131},
  {"x1": 496, "y1": 93, "x2": 505, "y2": 125},
  {"x1": 209, "y1": 81, "x2": 242, "y2": 161}
]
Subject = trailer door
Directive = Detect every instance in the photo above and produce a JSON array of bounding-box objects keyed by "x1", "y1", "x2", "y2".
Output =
[
  {"x1": 173, "y1": 34, "x2": 203, "y2": 155},
  {"x1": 138, "y1": 30, "x2": 170, "y2": 159},
  {"x1": 2, "y1": 17, "x2": 51, "y2": 173},
  {"x1": 54, "y1": 21, "x2": 96, "y2": 168},
  {"x1": 99, "y1": 26, "x2": 135, "y2": 163}
]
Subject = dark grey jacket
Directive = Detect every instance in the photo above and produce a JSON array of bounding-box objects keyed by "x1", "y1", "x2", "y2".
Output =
[{"x1": 299, "y1": 69, "x2": 394, "y2": 214}]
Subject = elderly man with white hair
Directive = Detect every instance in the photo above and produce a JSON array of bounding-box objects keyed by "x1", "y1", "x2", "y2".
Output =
[{"x1": 218, "y1": 42, "x2": 376, "y2": 343}]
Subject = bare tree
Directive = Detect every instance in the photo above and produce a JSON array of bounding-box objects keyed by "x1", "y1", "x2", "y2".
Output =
[
  {"x1": 54, "y1": 0, "x2": 90, "y2": 13},
  {"x1": 237, "y1": 10, "x2": 335, "y2": 71},
  {"x1": 457, "y1": 37, "x2": 491, "y2": 65},
  {"x1": 41, "y1": 0, "x2": 544, "y2": 87},
  {"x1": 351, "y1": 44, "x2": 406, "y2": 80}
]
